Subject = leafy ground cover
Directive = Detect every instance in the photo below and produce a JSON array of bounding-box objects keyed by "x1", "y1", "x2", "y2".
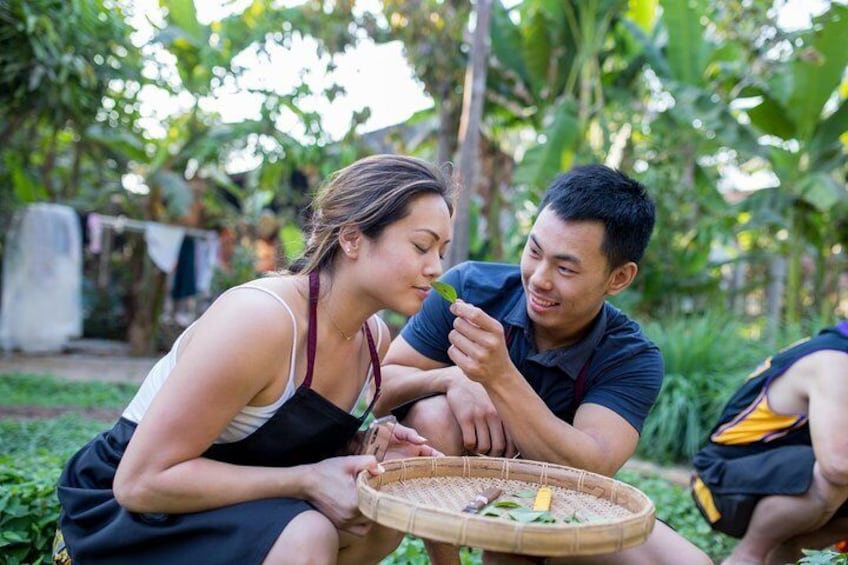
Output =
[{"x1": 0, "y1": 372, "x2": 842, "y2": 564}]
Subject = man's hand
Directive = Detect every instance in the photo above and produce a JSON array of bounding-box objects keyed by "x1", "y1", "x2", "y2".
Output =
[
  {"x1": 444, "y1": 375, "x2": 516, "y2": 457},
  {"x1": 443, "y1": 301, "x2": 519, "y2": 457},
  {"x1": 447, "y1": 300, "x2": 514, "y2": 387}
]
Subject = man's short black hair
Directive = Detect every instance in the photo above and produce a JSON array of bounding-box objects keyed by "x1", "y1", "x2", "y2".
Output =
[{"x1": 538, "y1": 164, "x2": 656, "y2": 269}]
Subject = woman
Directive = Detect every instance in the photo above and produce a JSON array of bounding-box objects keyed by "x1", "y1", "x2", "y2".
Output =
[{"x1": 56, "y1": 155, "x2": 456, "y2": 564}]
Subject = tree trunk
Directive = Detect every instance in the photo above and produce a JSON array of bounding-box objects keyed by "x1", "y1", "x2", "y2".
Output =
[
  {"x1": 436, "y1": 87, "x2": 460, "y2": 166},
  {"x1": 785, "y1": 206, "x2": 803, "y2": 327},
  {"x1": 766, "y1": 255, "x2": 786, "y2": 347},
  {"x1": 447, "y1": 0, "x2": 491, "y2": 268},
  {"x1": 128, "y1": 251, "x2": 167, "y2": 356}
]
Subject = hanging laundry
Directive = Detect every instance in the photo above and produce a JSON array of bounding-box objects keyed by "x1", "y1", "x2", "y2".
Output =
[
  {"x1": 194, "y1": 234, "x2": 219, "y2": 296},
  {"x1": 171, "y1": 236, "x2": 197, "y2": 300},
  {"x1": 144, "y1": 223, "x2": 185, "y2": 273},
  {"x1": 0, "y1": 204, "x2": 83, "y2": 352},
  {"x1": 87, "y1": 213, "x2": 104, "y2": 254}
]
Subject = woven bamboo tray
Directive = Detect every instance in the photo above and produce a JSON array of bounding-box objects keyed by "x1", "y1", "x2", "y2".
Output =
[{"x1": 357, "y1": 456, "x2": 655, "y2": 557}]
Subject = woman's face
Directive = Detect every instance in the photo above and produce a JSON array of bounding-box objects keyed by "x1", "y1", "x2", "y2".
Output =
[{"x1": 358, "y1": 193, "x2": 453, "y2": 316}]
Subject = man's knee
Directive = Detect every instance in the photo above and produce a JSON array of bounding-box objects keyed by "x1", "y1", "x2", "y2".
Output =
[{"x1": 404, "y1": 396, "x2": 463, "y2": 455}]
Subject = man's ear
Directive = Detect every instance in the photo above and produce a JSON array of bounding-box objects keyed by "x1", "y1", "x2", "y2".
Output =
[{"x1": 606, "y1": 262, "x2": 638, "y2": 296}]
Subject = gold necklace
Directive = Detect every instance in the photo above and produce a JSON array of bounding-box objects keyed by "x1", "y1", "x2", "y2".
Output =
[{"x1": 322, "y1": 303, "x2": 358, "y2": 341}]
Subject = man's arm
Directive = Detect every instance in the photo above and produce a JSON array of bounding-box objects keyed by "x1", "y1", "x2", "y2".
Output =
[
  {"x1": 376, "y1": 335, "x2": 516, "y2": 457},
  {"x1": 485, "y1": 370, "x2": 639, "y2": 475},
  {"x1": 446, "y1": 299, "x2": 639, "y2": 476},
  {"x1": 374, "y1": 336, "x2": 454, "y2": 416},
  {"x1": 807, "y1": 350, "x2": 848, "y2": 490}
]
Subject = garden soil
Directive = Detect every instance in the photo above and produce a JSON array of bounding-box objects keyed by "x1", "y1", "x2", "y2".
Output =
[{"x1": 0, "y1": 339, "x2": 690, "y2": 486}]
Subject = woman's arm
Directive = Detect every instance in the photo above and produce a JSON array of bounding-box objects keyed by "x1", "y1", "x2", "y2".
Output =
[{"x1": 113, "y1": 288, "x2": 378, "y2": 515}]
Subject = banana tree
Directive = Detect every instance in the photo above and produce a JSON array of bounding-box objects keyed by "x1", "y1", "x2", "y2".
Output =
[
  {"x1": 614, "y1": 0, "x2": 766, "y2": 314},
  {"x1": 116, "y1": 0, "x2": 370, "y2": 353},
  {"x1": 491, "y1": 0, "x2": 632, "y2": 195},
  {"x1": 739, "y1": 3, "x2": 848, "y2": 326},
  {"x1": 0, "y1": 0, "x2": 141, "y2": 215}
]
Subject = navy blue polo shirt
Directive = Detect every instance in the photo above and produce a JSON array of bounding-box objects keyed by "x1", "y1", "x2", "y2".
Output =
[{"x1": 401, "y1": 261, "x2": 663, "y2": 433}]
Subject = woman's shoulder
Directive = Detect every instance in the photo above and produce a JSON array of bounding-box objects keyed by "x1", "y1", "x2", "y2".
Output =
[
  {"x1": 220, "y1": 275, "x2": 307, "y2": 312},
  {"x1": 197, "y1": 276, "x2": 306, "y2": 341}
]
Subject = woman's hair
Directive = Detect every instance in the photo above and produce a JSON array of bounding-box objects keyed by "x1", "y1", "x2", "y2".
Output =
[{"x1": 287, "y1": 154, "x2": 456, "y2": 275}]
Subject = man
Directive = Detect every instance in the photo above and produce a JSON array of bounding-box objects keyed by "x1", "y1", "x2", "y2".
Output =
[
  {"x1": 375, "y1": 164, "x2": 710, "y2": 564},
  {"x1": 692, "y1": 322, "x2": 848, "y2": 565}
]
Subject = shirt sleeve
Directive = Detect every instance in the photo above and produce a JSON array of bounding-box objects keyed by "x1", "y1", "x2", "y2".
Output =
[
  {"x1": 581, "y1": 346, "x2": 664, "y2": 434},
  {"x1": 399, "y1": 267, "x2": 464, "y2": 364}
]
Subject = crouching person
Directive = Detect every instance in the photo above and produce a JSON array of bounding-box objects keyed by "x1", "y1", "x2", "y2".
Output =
[{"x1": 692, "y1": 321, "x2": 848, "y2": 565}]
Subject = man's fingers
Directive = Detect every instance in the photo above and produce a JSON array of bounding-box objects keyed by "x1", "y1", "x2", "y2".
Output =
[
  {"x1": 458, "y1": 415, "x2": 478, "y2": 452},
  {"x1": 504, "y1": 429, "x2": 518, "y2": 459},
  {"x1": 474, "y1": 420, "x2": 491, "y2": 454},
  {"x1": 487, "y1": 419, "x2": 507, "y2": 457}
]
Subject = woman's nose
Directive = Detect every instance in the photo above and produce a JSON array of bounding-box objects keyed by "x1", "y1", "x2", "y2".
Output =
[{"x1": 424, "y1": 254, "x2": 443, "y2": 278}]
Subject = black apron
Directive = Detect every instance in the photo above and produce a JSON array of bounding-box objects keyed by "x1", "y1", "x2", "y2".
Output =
[{"x1": 57, "y1": 271, "x2": 381, "y2": 564}]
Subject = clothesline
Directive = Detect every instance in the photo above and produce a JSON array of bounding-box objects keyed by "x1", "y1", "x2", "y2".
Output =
[{"x1": 97, "y1": 214, "x2": 216, "y2": 240}]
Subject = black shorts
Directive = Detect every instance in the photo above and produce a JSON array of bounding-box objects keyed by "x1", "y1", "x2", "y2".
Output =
[{"x1": 691, "y1": 443, "x2": 848, "y2": 538}]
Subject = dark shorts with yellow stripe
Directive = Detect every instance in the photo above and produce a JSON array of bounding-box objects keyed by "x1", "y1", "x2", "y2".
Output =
[{"x1": 691, "y1": 443, "x2": 848, "y2": 538}]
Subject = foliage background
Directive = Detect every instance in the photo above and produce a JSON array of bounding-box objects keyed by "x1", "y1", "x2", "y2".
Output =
[{"x1": 1, "y1": 0, "x2": 847, "y2": 562}]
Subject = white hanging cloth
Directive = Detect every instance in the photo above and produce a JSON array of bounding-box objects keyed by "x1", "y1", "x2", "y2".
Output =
[
  {"x1": 144, "y1": 223, "x2": 185, "y2": 274},
  {"x1": 0, "y1": 203, "x2": 83, "y2": 352},
  {"x1": 194, "y1": 234, "x2": 219, "y2": 295}
]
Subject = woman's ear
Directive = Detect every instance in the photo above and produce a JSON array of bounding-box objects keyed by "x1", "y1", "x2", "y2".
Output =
[
  {"x1": 339, "y1": 226, "x2": 362, "y2": 257},
  {"x1": 606, "y1": 262, "x2": 638, "y2": 296}
]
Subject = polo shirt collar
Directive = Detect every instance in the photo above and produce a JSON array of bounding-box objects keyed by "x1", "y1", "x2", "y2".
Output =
[{"x1": 505, "y1": 294, "x2": 608, "y2": 379}]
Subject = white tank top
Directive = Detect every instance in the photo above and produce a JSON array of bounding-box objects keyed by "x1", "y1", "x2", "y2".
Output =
[{"x1": 122, "y1": 284, "x2": 381, "y2": 443}]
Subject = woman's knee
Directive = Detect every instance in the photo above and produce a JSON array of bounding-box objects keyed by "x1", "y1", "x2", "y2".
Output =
[{"x1": 263, "y1": 510, "x2": 339, "y2": 565}]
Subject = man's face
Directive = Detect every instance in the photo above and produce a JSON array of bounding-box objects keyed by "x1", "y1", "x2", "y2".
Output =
[{"x1": 519, "y1": 206, "x2": 617, "y2": 350}]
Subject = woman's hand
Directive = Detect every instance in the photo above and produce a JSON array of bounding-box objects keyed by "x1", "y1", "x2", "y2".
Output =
[
  {"x1": 304, "y1": 455, "x2": 382, "y2": 536},
  {"x1": 383, "y1": 423, "x2": 444, "y2": 461}
]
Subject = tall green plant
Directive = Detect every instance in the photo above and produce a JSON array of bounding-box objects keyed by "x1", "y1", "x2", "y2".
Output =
[
  {"x1": 740, "y1": 4, "x2": 848, "y2": 326},
  {"x1": 0, "y1": 0, "x2": 142, "y2": 199},
  {"x1": 638, "y1": 313, "x2": 769, "y2": 464}
]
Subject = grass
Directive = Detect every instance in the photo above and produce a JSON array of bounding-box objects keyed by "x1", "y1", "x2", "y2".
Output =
[
  {"x1": 0, "y1": 414, "x2": 106, "y2": 458},
  {"x1": 0, "y1": 373, "x2": 137, "y2": 408}
]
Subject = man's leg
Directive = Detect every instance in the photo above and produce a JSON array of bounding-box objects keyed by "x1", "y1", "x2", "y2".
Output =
[
  {"x1": 541, "y1": 521, "x2": 711, "y2": 565},
  {"x1": 765, "y1": 516, "x2": 848, "y2": 565},
  {"x1": 723, "y1": 463, "x2": 848, "y2": 565},
  {"x1": 403, "y1": 395, "x2": 466, "y2": 565}
]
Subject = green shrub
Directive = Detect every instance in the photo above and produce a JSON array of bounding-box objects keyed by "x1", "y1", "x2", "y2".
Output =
[
  {"x1": 0, "y1": 415, "x2": 105, "y2": 564},
  {"x1": 0, "y1": 373, "x2": 137, "y2": 408},
  {"x1": 638, "y1": 313, "x2": 770, "y2": 464},
  {"x1": 0, "y1": 452, "x2": 65, "y2": 565},
  {"x1": 798, "y1": 550, "x2": 848, "y2": 564}
]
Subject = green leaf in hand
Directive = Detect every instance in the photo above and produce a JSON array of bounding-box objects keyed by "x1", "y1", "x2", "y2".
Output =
[{"x1": 431, "y1": 281, "x2": 458, "y2": 304}]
